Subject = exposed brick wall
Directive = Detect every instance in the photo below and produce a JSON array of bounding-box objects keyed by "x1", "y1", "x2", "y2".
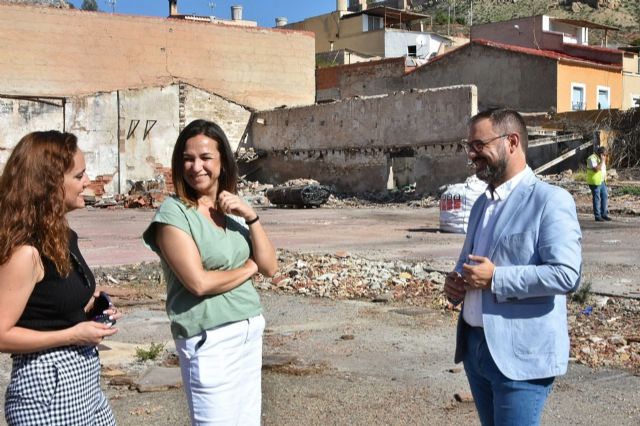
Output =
[
  {"x1": 0, "y1": 3, "x2": 315, "y2": 110},
  {"x1": 316, "y1": 67, "x2": 340, "y2": 91},
  {"x1": 154, "y1": 165, "x2": 174, "y2": 194},
  {"x1": 87, "y1": 174, "x2": 113, "y2": 197}
]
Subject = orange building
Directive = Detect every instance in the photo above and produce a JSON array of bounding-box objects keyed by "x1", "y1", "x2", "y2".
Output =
[
  {"x1": 557, "y1": 61, "x2": 622, "y2": 112},
  {"x1": 403, "y1": 39, "x2": 622, "y2": 113}
]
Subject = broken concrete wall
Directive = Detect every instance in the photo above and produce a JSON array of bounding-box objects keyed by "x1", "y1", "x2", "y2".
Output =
[
  {"x1": 66, "y1": 92, "x2": 119, "y2": 194},
  {"x1": 0, "y1": 82, "x2": 253, "y2": 196},
  {"x1": 115, "y1": 83, "x2": 252, "y2": 194},
  {"x1": 182, "y1": 84, "x2": 252, "y2": 150},
  {"x1": 0, "y1": 97, "x2": 64, "y2": 170},
  {"x1": 118, "y1": 85, "x2": 180, "y2": 194},
  {"x1": 249, "y1": 85, "x2": 477, "y2": 194},
  {"x1": 316, "y1": 58, "x2": 405, "y2": 102}
]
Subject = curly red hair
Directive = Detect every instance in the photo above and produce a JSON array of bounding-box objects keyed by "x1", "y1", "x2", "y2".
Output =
[{"x1": 0, "y1": 131, "x2": 79, "y2": 276}]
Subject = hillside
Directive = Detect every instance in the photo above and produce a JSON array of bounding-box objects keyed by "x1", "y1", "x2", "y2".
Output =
[{"x1": 411, "y1": 0, "x2": 639, "y2": 45}]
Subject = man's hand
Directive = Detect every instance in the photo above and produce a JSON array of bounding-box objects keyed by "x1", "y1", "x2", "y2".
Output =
[
  {"x1": 462, "y1": 255, "x2": 495, "y2": 290},
  {"x1": 600, "y1": 154, "x2": 607, "y2": 170},
  {"x1": 444, "y1": 271, "x2": 466, "y2": 306}
]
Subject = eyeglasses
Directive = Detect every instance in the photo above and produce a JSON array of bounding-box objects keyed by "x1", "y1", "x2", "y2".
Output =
[{"x1": 463, "y1": 134, "x2": 508, "y2": 153}]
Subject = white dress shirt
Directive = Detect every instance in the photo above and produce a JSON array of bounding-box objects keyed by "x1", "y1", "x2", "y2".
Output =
[{"x1": 463, "y1": 166, "x2": 530, "y2": 327}]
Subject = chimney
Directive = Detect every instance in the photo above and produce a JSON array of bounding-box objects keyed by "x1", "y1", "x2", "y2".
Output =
[
  {"x1": 275, "y1": 17, "x2": 288, "y2": 27},
  {"x1": 231, "y1": 5, "x2": 243, "y2": 21},
  {"x1": 336, "y1": 0, "x2": 347, "y2": 12},
  {"x1": 169, "y1": 0, "x2": 178, "y2": 16}
]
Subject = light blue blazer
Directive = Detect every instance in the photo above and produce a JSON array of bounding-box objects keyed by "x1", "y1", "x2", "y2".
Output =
[{"x1": 454, "y1": 168, "x2": 582, "y2": 380}]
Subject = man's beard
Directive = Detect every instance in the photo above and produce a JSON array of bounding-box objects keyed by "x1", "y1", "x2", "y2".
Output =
[{"x1": 476, "y1": 146, "x2": 507, "y2": 185}]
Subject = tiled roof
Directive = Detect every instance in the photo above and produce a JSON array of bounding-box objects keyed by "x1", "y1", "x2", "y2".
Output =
[{"x1": 407, "y1": 39, "x2": 622, "y2": 74}]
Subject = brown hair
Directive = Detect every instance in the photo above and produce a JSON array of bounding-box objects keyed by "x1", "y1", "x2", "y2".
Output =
[
  {"x1": 0, "y1": 131, "x2": 79, "y2": 276},
  {"x1": 171, "y1": 119, "x2": 238, "y2": 207},
  {"x1": 469, "y1": 108, "x2": 529, "y2": 154}
]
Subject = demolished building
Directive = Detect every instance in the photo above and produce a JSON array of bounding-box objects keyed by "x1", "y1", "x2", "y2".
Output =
[{"x1": 0, "y1": 1, "x2": 315, "y2": 195}]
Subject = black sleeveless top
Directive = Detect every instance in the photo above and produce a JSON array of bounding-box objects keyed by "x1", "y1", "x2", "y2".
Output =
[{"x1": 16, "y1": 230, "x2": 96, "y2": 331}]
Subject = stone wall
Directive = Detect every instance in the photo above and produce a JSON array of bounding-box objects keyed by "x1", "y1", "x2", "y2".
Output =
[
  {"x1": 248, "y1": 85, "x2": 478, "y2": 194},
  {"x1": 404, "y1": 43, "x2": 558, "y2": 112}
]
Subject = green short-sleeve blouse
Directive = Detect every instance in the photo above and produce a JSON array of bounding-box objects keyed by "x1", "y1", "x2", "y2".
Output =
[{"x1": 142, "y1": 196, "x2": 262, "y2": 339}]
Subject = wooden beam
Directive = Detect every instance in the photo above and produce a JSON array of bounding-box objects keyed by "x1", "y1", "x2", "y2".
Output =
[
  {"x1": 534, "y1": 141, "x2": 591, "y2": 174},
  {"x1": 528, "y1": 133, "x2": 583, "y2": 148}
]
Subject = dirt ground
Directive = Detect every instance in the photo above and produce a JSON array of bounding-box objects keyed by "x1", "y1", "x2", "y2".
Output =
[{"x1": 1, "y1": 190, "x2": 639, "y2": 425}]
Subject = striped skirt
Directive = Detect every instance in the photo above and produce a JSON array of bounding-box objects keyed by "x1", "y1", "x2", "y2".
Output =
[{"x1": 4, "y1": 345, "x2": 115, "y2": 426}]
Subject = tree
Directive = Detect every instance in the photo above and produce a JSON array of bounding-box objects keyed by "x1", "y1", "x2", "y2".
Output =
[
  {"x1": 81, "y1": 0, "x2": 98, "y2": 11},
  {"x1": 633, "y1": 3, "x2": 640, "y2": 29}
]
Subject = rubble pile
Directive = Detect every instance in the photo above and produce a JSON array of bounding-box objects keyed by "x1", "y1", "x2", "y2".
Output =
[
  {"x1": 90, "y1": 253, "x2": 640, "y2": 373},
  {"x1": 539, "y1": 169, "x2": 588, "y2": 195},
  {"x1": 237, "y1": 179, "x2": 273, "y2": 206},
  {"x1": 568, "y1": 296, "x2": 640, "y2": 374},
  {"x1": 324, "y1": 192, "x2": 439, "y2": 209},
  {"x1": 123, "y1": 179, "x2": 167, "y2": 209},
  {"x1": 253, "y1": 249, "x2": 447, "y2": 307},
  {"x1": 238, "y1": 177, "x2": 440, "y2": 209},
  {"x1": 88, "y1": 176, "x2": 440, "y2": 210},
  {"x1": 541, "y1": 169, "x2": 640, "y2": 216},
  {"x1": 254, "y1": 249, "x2": 640, "y2": 373},
  {"x1": 93, "y1": 262, "x2": 163, "y2": 289},
  {"x1": 236, "y1": 147, "x2": 262, "y2": 164}
]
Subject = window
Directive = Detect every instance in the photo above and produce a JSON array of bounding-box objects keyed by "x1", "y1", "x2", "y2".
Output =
[
  {"x1": 571, "y1": 83, "x2": 586, "y2": 111},
  {"x1": 597, "y1": 86, "x2": 610, "y2": 109},
  {"x1": 407, "y1": 45, "x2": 417, "y2": 57},
  {"x1": 632, "y1": 95, "x2": 640, "y2": 108},
  {"x1": 365, "y1": 15, "x2": 383, "y2": 31}
]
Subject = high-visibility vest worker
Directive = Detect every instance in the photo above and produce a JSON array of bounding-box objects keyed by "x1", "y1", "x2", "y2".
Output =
[{"x1": 586, "y1": 147, "x2": 606, "y2": 186}]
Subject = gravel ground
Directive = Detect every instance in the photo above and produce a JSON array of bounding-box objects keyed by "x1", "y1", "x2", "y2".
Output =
[
  {"x1": 1, "y1": 291, "x2": 638, "y2": 426},
  {"x1": 0, "y1": 180, "x2": 639, "y2": 425}
]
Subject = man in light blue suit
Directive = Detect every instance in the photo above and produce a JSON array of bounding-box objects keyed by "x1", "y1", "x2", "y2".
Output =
[{"x1": 444, "y1": 109, "x2": 582, "y2": 426}]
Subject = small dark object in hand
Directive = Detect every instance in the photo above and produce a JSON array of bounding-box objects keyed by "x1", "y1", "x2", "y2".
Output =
[{"x1": 88, "y1": 291, "x2": 116, "y2": 327}]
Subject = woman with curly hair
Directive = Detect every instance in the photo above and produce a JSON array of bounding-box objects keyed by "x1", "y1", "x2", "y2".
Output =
[{"x1": 0, "y1": 131, "x2": 120, "y2": 425}]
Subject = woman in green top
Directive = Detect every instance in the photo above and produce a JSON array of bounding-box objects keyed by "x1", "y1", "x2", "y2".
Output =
[{"x1": 143, "y1": 119, "x2": 277, "y2": 425}]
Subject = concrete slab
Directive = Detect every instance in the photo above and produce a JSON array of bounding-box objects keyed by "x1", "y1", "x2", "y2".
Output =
[
  {"x1": 98, "y1": 340, "x2": 175, "y2": 367},
  {"x1": 97, "y1": 341, "x2": 142, "y2": 366},
  {"x1": 134, "y1": 366, "x2": 182, "y2": 393}
]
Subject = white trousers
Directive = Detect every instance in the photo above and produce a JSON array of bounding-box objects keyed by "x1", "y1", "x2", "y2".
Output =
[{"x1": 175, "y1": 314, "x2": 265, "y2": 426}]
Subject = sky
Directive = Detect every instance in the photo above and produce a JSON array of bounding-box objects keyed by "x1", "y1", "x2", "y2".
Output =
[{"x1": 68, "y1": 0, "x2": 338, "y2": 27}]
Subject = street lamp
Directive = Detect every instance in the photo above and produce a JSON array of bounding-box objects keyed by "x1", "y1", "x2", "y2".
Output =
[{"x1": 208, "y1": 1, "x2": 216, "y2": 16}]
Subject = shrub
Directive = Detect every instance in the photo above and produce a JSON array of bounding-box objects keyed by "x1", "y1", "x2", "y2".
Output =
[
  {"x1": 135, "y1": 342, "x2": 166, "y2": 362},
  {"x1": 614, "y1": 186, "x2": 640, "y2": 196},
  {"x1": 570, "y1": 281, "x2": 592, "y2": 305},
  {"x1": 434, "y1": 11, "x2": 448, "y2": 26},
  {"x1": 572, "y1": 168, "x2": 588, "y2": 183}
]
